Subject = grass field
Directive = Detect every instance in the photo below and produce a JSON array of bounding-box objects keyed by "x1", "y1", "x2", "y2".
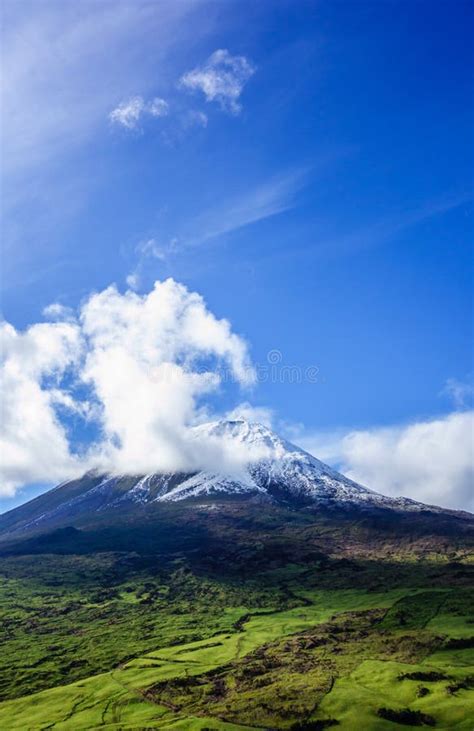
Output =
[
  {"x1": 0, "y1": 504, "x2": 472, "y2": 729},
  {"x1": 0, "y1": 581, "x2": 472, "y2": 728}
]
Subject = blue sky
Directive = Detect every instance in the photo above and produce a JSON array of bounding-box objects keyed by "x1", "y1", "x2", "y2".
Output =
[{"x1": 1, "y1": 0, "x2": 473, "y2": 512}]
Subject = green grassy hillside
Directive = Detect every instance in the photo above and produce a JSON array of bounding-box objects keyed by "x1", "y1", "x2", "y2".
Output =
[{"x1": 0, "y1": 502, "x2": 472, "y2": 729}]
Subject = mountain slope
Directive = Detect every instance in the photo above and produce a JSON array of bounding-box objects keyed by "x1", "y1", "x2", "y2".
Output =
[
  {"x1": 0, "y1": 419, "x2": 466, "y2": 538},
  {"x1": 0, "y1": 422, "x2": 472, "y2": 730}
]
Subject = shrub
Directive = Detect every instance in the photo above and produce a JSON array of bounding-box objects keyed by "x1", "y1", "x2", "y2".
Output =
[
  {"x1": 377, "y1": 707, "x2": 436, "y2": 726},
  {"x1": 398, "y1": 671, "x2": 448, "y2": 682}
]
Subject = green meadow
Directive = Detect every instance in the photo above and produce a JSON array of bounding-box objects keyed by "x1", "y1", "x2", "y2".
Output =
[{"x1": 0, "y1": 505, "x2": 472, "y2": 729}]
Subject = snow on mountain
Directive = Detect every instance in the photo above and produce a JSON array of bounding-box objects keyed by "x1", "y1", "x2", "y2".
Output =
[
  {"x1": 162, "y1": 419, "x2": 425, "y2": 510},
  {"x1": 0, "y1": 419, "x2": 452, "y2": 537}
]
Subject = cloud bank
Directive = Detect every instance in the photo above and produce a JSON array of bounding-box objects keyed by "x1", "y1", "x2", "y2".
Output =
[
  {"x1": 0, "y1": 279, "x2": 256, "y2": 496},
  {"x1": 300, "y1": 411, "x2": 474, "y2": 512},
  {"x1": 0, "y1": 320, "x2": 83, "y2": 496}
]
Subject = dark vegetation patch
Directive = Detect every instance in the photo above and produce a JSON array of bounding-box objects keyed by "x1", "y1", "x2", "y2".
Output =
[
  {"x1": 398, "y1": 671, "x2": 449, "y2": 682},
  {"x1": 443, "y1": 635, "x2": 474, "y2": 649},
  {"x1": 416, "y1": 686, "x2": 430, "y2": 697},
  {"x1": 377, "y1": 707, "x2": 436, "y2": 726},
  {"x1": 380, "y1": 592, "x2": 447, "y2": 631},
  {"x1": 446, "y1": 675, "x2": 474, "y2": 695}
]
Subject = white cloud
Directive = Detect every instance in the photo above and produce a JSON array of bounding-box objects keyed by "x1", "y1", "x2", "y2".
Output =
[
  {"x1": 126, "y1": 238, "x2": 168, "y2": 291},
  {"x1": 148, "y1": 97, "x2": 169, "y2": 117},
  {"x1": 126, "y1": 272, "x2": 141, "y2": 291},
  {"x1": 0, "y1": 279, "x2": 256, "y2": 496},
  {"x1": 180, "y1": 49, "x2": 255, "y2": 114},
  {"x1": 42, "y1": 303, "x2": 76, "y2": 321},
  {"x1": 0, "y1": 320, "x2": 83, "y2": 496},
  {"x1": 300, "y1": 412, "x2": 474, "y2": 512},
  {"x1": 109, "y1": 96, "x2": 145, "y2": 129},
  {"x1": 80, "y1": 279, "x2": 255, "y2": 474},
  {"x1": 109, "y1": 96, "x2": 170, "y2": 129},
  {"x1": 110, "y1": 48, "x2": 255, "y2": 134},
  {"x1": 137, "y1": 238, "x2": 168, "y2": 260},
  {"x1": 224, "y1": 402, "x2": 274, "y2": 428}
]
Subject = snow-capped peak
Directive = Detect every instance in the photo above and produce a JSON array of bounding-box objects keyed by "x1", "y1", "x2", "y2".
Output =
[
  {"x1": 4, "y1": 420, "x2": 449, "y2": 538},
  {"x1": 156, "y1": 418, "x2": 371, "y2": 504},
  {"x1": 192, "y1": 419, "x2": 315, "y2": 464}
]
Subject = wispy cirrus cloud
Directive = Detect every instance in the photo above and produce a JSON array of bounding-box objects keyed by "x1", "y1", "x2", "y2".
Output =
[
  {"x1": 185, "y1": 169, "x2": 307, "y2": 246},
  {"x1": 125, "y1": 168, "x2": 309, "y2": 287},
  {"x1": 179, "y1": 49, "x2": 256, "y2": 114},
  {"x1": 253, "y1": 189, "x2": 473, "y2": 269},
  {"x1": 2, "y1": 1, "x2": 199, "y2": 176},
  {"x1": 1, "y1": 0, "x2": 208, "y2": 282},
  {"x1": 315, "y1": 191, "x2": 473, "y2": 260},
  {"x1": 126, "y1": 239, "x2": 169, "y2": 290}
]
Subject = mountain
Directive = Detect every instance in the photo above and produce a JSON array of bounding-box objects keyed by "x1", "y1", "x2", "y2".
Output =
[{"x1": 0, "y1": 419, "x2": 463, "y2": 539}]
